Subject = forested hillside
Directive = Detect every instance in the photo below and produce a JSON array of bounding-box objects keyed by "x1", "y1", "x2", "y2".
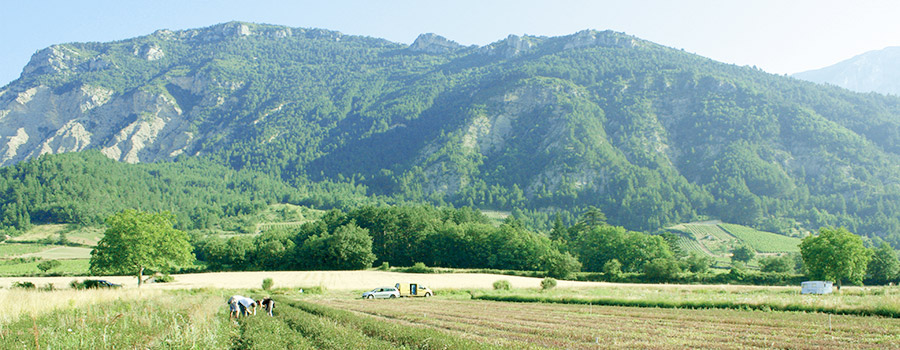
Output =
[{"x1": 2, "y1": 22, "x2": 900, "y2": 246}]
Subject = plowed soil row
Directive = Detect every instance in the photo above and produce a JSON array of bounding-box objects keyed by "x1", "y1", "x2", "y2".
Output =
[{"x1": 314, "y1": 298, "x2": 900, "y2": 349}]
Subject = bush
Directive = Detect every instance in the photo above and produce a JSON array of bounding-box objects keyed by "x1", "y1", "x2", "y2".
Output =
[
  {"x1": 540, "y1": 277, "x2": 557, "y2": 290},
  {"x1": 70, "y1": 279, "x2": 85, "y2": 289},
  {"x1": 154, "y1": 274, "x2": 174, "y2": 283},
  {"x1": 403, "y1": 262, "x2": 435, "y2": 274},
  {"x1": 37, "y1": 260, "x2": 61, "y2": 273},
  {"x1": 643, "y1": 258, "x2": 680, "y2": 282},
  {"x1": 543, "y1": 251, "x2": 581, "y2": 279},
  {"x1": 603, "y1": 259, "x2": 623, "y2": 278},
  {"x1": 12, "y1": 281, "x2": 35, "y2": 289},
  {"x1": 262, "y1": 277, "x2": 274, "y2": 290},
  {"x1": 493, "y1": 280, "x2": 511, "y2": 290},
  {"x1": 378, "y1": 261, "x2": 390, "y2": 271}
]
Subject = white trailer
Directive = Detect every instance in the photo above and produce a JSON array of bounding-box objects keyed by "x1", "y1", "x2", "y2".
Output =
[{"x1": 801, "y1": 281, "x2": 833, "y2": 294}]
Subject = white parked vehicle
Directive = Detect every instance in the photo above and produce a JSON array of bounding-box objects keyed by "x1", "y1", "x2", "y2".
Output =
[{"x1": 362, "y1": 286, "x2": 400, "y2": 299}]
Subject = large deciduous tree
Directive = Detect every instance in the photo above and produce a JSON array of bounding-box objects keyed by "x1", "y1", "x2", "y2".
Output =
[
  {"x1": 299, "y1": 223, "x2": 376, "y2": 270},
  {"x1": 800, "y1": 227, "x2": 872, "y2": 289},
  {"x1": 866, "y1": 242, "x2": 899, "y2": 285},
  {"x1": 90, "y1": 210, "x2": 194, "y2": 286}
]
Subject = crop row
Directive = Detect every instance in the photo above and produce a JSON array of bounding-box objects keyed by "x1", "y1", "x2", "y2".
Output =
[
  {"x1": 316, "y1": 297, "x2": 900, "y2": 349},
  {"x1": 719, "y1": 223, "x2": 800, "y2": 253},
  {"x1": 474, "y1": 293, "x2": 900, "y2": 318},
  {"x1": 233, "y1": 297, "x2": 500, "y2": 350}
]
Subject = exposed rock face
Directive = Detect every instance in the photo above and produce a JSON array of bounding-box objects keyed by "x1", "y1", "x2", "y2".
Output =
[
  {"x1": 478, "y1": 34, "x2": 537, "y2": 58},
  {"x1": 408, "y1": 33, "x2": 462, "y2": 54},
  {"x1": 415, "y1": 81, "x2": 600, "y2": 197},
  {"x1": 0, "y1": 82, "x2": 199, "y2": 165},
  {"x1": 22, "y1": 45, "x2": 87, "y2": 76},
  {"x1": 136, "y1": 43, "x2": 165, "y2": 61},
  {"x1": 564, "y1": 30, "x2": 638, "y2": 50}
]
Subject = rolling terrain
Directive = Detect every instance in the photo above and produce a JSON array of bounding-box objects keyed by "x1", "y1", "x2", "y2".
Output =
[{"x1": 1, "y1": 22, "x2": 900, "y2": 246}]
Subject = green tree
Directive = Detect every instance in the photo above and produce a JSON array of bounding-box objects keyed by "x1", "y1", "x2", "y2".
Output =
[
  {"x1": 800, "y1": 227, "x2": 872, "y2": 288},
  {"x1": 578, "y1": 206, "x2": 607, "y2": 231},
  {"x1": 759, "y1": 254, "x2": 793, "y2": 273},
  {"x1": 602, "y1": 259, "x2": 623, "y2": 279},
  {"x1": 542, "y1": 250, "x2": 581, "y2": 279},
  {"x1": 37, "y1": 259, "x2": 61, "y2": 273},
  {"x1": 731, "y1": 245, "x2": 756, "y2": 263},
  {"x1": 90, "y1": 210, "x2": 194, "y2": 287},
  {"x1": 685, "y1": 252, "x2": 712, "y2": 273},
  {"x1": 299, "y1": 223, "x2": 375, "y2": 270},
  {"x1": 643, "y1": 257, "x2": 680, "y2": 282},
  {"x1": 866, "y1": 242, "x2": 899, "y2": 285}
]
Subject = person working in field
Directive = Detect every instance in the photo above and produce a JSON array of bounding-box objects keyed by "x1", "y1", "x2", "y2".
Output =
[
  {"x1": 238, "y1": 296, "x2": 257, "y2": 316},
  {"x1": 227, "y1": 295, "x2": 246, "y2": 318},
  {"x1": 258, "y1": 297, "x2": 275, "y2": 316}
]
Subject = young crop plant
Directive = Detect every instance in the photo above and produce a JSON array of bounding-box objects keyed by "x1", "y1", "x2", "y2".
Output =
[
  {"x1": 237, "y1": 312, "x2": 315, "y2": 349},
  {"x1": 273, "y1": 300, "x2": 396, "y2": 349},
  {"x1": 283, "y1": 298, "x2": 502, "y2": 349}
]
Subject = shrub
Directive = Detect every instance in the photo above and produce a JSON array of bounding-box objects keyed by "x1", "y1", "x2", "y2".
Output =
[
  {"x1": 70, "y1": 279, "x2": 85, "y2": 289},
  {"x1": 41, "y1": 283, "x2": 55, "y2": 291},
  {"x1": 37, "y1": 260, "x2": 62, "y2": 273},
  {"x1": 540, "y1": 277, "x2": 557, "y2": 290},
  {"x1": 543, "y1": 251, "x2": 581, "y2": 279},
  {"x1": 155, "y1": 274, "x2": 174, "y2": 283},
  {"x1": 403, "y1": 262, "x2": 435, "y2": 273},
  {"x1": 603, "y1": 259, "x2": 623, "y2": 278},
  {"x1": 12, "y1": 281, "x2": 35, "y2": 289},
  {"x1": 378, "y1": 261, "x2": 390, "y2": 271},
  {"x1": 262, "y1": 278, "x2": 274, "y2": 290},
  {"x1": 493, "y1": 280, "x2": 511, "y2": 290},
  {"x1": 643, "y1": 258, "x2": 680, "y2": 282}
]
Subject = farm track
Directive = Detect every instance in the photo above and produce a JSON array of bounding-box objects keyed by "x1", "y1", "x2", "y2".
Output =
[{"x1": 314, "y1": 298, "x2": 900, "y2": 349}]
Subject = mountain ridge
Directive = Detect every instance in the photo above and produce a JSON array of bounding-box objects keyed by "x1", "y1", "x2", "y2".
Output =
[
  {"x1": 2, "y1": 22, "x2": 900, "y2": 246},
  {"x1": 793, "y1": 46, "x2": 900, "y2": 96}
]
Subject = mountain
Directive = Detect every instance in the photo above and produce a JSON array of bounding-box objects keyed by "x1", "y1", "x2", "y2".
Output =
[
  {"x1": 793, "y1": 46, "x2": 900, "y2": 95},
  {"x1": 3, "y1": 22, "x2": 900, "y2": 246}
]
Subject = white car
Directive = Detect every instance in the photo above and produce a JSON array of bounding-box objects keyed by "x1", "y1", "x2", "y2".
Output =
[{"x1": 362, "y1": 286, "x2": 400, "y2": 299}]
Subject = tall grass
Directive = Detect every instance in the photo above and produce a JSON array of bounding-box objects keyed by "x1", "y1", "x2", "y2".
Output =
[
  {"x1": 0, "y1": 290, "x2": 231, "y2": 348},
  {"x1": 0, "y1": 288, "x2": 157, "y2": 324}
]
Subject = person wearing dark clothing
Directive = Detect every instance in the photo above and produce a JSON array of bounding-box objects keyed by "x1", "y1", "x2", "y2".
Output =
[{"x1": 259, "y1": 297, "x2": 275, "y2": 316}]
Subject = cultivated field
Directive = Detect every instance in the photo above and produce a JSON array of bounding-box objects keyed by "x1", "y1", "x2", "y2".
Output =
[
  {"x1": 315, "y1": 297, "x2": 900, "y2": 349},
  {"x1": 0, "y1": 271, "x2": 897, "y2": 349}
]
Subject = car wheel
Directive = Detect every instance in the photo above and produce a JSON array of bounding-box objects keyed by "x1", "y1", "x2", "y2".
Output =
[
  {"x1": 390, "y1": 294, "x2": 396, "y2": 298},
  {"x1": 367, "y1": 294, "x2": 374, "y2": 299},
  {"x1": 424, "y1": 292, "x2": 431, "y2": 297}
]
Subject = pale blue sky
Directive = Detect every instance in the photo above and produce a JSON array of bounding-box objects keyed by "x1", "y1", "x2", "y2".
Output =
[{"x1": 3, "y1": 0, "x2": 900, "y2": 86}]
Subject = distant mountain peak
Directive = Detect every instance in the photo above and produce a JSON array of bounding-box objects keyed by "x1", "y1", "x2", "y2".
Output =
[
  {"x1": 563, "y1": 29, "x2": 638, "y2": 50},
  {"x1": 793, "y1": 46, "x2": 900, "y2": 96},
  {"x1": 408, "y1": 33, "x2": 463, "y2": 54}
]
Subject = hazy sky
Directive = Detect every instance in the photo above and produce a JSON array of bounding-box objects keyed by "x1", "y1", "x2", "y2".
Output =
[{"x1": 3, "y1": 0, "x2": 900, "y2": 87}]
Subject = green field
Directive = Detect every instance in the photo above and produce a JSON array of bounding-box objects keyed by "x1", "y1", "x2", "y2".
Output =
[
  {"x1": 3, "y1": 286, "x2": 896, "y2": 349},
  {"x1": 0, "y1": 243, "x2": 52, "y2": 257},
  {"x1": 719, "y1": 223, "x2": 801, "y2": 253},
  {"x1": 9, "y1": 224, "x2": 104, "y2": 246},
  {"x1": 670, "y1": 222, "x2": 801, "y2": 267},
  {"x1": 0, "y1": 258, "x2": 90, "y2": 276}
]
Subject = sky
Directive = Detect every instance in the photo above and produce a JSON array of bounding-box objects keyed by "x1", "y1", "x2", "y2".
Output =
[{"x1": 3, "y1": 0, "x2": 900, "y2": 87}]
